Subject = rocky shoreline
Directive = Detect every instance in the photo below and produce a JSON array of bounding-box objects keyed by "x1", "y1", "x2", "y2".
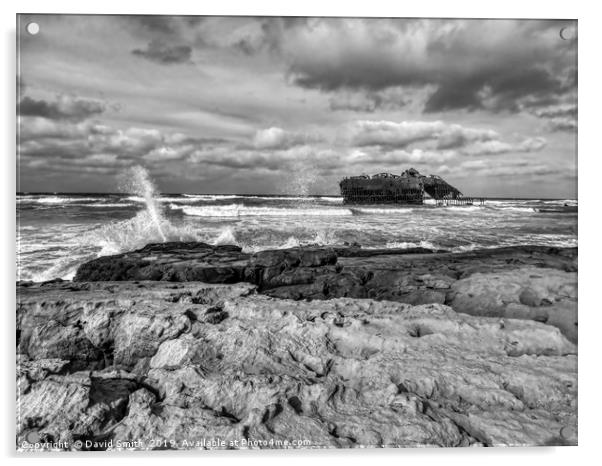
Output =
[{"x1": 17, "y1": 244, "x2": 578, "y2": 450}]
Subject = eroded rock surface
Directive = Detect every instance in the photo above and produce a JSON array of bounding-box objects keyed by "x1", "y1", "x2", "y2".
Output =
[
  {"x1": 447, "y1": 267, "x2": 577, "y2": 343},
  {"x1": 17, "y1": 280, "x2": 577, "y2": 450},
  {"x1": 71, "y1": 244, "x2": 577, "y2": 340}
]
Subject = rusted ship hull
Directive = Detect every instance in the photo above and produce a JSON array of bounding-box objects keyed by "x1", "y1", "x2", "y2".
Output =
[
  {"x1": 339, "y1": 168, "x2": 470, "y2": 205},
  {"x1": 339, "y1": 177, "x2": 424, "y2": 204}
]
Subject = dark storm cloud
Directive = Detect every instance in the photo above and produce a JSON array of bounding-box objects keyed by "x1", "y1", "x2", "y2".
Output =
[
  {"x1": 132, "y1": 40, "x2": 192, "y2": 64},
  {"x1": 126, "y1": 15, "x2": 206, "y2": 37},
  {"x1": 422, "y1": 67, "x2": 568, "y2": 113},
  {"x1": 328, "y1": 88, "x2": 411, "y2": 113},
  {"x1": 133, "y1": 15, "x2": 179, "y2": 34},
  {"x1": 233, "y1": 38, "x2": 256, "y2": 56},
  {"x1": 271, "y1": 18, "x2": 576, "y2": 114},
  {"x1": 18, "y1": 95, "x2": 106, "y2": 121}
]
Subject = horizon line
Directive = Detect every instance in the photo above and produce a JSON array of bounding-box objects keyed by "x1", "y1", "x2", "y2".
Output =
[{"x1": 16, "y1": 192, "x2": 578, "y2": 201}]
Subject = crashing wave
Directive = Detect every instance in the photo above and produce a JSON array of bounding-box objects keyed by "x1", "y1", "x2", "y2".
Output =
[
  {"x1": 173, "y1": 204, "x2": 353, "y2": 217},
  {"x1": 351, "y1": 207, "x2": 414, "y2": 215}
]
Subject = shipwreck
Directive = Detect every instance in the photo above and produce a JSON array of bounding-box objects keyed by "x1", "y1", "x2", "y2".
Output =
[{"x1": 339, "y1": 168, "x2": 483, "y2": 205}]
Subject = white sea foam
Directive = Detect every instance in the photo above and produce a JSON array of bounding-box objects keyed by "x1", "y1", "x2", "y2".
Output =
[
  {"x1": 542, "y1": 199, "x2": 578, "y2": 206},
  {"x1": 174, "y1": 204, "x2": 353, "y2": 217},
  {"x1": 182, "y1": 195, "x2": 310, "y2": 202},
  {"x1": 19, "y1": 196, "x2": 103, "y2": 204},
  {"x1": 352, "y1": 207, "x2": 414, "y2": 215},
  {"x1": 280, "y1": 236, "x2": 302, "y2": 249},
  {"x1": 319, "y1": 196, "x2": 343, "y2": 203},
  {"x1": 495, "y1": 207, "x2": 535, "y2": 213},
  {"x1": 452, "y1": 244, "x2": 495, "y2": 252},
  {"x1": 312, "y1": 228, "x2": 338, "y2": 245},
  {"x1": 525, "y1": 234, "x2": 578, "y2": 247},
  {"x1": 241, "y1": 230, "x2": 338, "y2": 253},
  {"x1": 19, "y1": 252, "x2": 87, "y2": 282},
  {"x1": 442, "y1": 205, "x2": 483, "y2": 212},
  {"x1": 214, "y1": 226, "x2": 237, "y2": 245},
  {"x1": 183, "y1": 194, "x2": 240, "y2": 200},
  {"x1": 382, "y1": 240, "x2": 439, "y2": 250},
  {"x1": 90, "y1": 210, "x2": 200, "y2": 257},
  {"x1": 128, "y1": 195, "x2": 224, "y2": 203},
  {"x1": 251, "y1": 196, "x2": 309, "y2": 201},
  {"x1": 75, "y1": 203, "x2": 135, "y2": 208}
]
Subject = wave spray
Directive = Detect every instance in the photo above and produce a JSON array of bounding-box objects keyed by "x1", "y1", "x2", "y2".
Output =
[
  {"x1": 120, "y1": 166, "x2": 166, "y2": 242},
  {"x1": 278, "y1": 160, "x2": 320, "y2": 199},
  {"x1": 88, "y1": 166, "x2": 198, "y2": 256}
]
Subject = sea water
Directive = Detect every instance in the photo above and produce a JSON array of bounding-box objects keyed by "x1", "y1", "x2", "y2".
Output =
[{"x1": 16, "y1": 170, "x2": 577, "y2": 282}]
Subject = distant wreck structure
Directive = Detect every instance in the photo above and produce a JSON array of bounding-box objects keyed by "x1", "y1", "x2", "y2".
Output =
[{"x1": 339, "y1": 168, "x2": 484, "y2": 206}]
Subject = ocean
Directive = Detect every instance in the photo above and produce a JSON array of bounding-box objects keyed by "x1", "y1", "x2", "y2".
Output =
[{"x1": 16, "y1": 188, "x2": 577, "y2": 283}]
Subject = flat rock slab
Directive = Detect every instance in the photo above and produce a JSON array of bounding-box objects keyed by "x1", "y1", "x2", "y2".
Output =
[
  {"x1": 74, "y1": 242, "x2": 250, "y2": 283},
  {"x1": 17, "y1": 281, "x2": 576, "y2": 450},
  {"x1": 70, "y1": 243, "x2": 577, "y2": 341},
  {"x1": 447, "y1": 267, "x2": 577, "y2": 343}
]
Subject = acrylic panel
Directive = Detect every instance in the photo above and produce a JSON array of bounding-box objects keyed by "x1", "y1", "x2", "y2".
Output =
[{"x1": 16, "y1": 14, "x2": 577, "y2": 451}]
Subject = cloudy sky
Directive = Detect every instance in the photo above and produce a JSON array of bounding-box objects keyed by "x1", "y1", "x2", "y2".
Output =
[{"x1": 17, "y1": 15, "x2": 577, "y2": 197}]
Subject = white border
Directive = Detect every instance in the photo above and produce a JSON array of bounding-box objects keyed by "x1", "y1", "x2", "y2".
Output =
[{"x1": 2, "y1": 1, "x2": 599, "y2": 465}]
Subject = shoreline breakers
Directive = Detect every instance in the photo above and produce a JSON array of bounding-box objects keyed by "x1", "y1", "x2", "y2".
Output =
[{"x1": 339, "y1": 167, "x2": 484, "y2": 206}]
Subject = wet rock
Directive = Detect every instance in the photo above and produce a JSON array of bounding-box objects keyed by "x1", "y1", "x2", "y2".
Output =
[
  {"x1": 74, "y1": 242, "x2": 249, "y2": 283},
  {"x1": 250, "y1": 247, "x2": 337, "y2": 268},
  {"x1": 72, "y1": 244, "x2": 577, "y2": 340}
]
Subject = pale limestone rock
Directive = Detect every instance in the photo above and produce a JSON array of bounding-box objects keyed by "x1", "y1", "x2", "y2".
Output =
[
  {"x1": 17, "y1": 280, "x2": 577, "y2": 450},
  {"x1": 447, "y1": 266, "x2": 577, "y2": 342}
]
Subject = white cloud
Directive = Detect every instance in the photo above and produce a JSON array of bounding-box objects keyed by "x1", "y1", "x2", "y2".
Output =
[
  {"x1": 345, "y1": 120, "x2": 499, "y2": 149},
  {"x1": 253, "y1": 127, "x2": 320, "y2": 149},
  {"x1": 461, "y1": 137, "x2": 547, "y2": 156}
]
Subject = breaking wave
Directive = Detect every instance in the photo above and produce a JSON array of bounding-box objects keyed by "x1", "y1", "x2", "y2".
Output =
[
  {"x1": 214, "y1": 226, "x2": 237, "y2": 245},
  {"x1": 441, "y1": 205, "x2": 485, "y2": 213},
  {"x1": 351, "y1": 207, "x2": 415, "y2": 215},
  {"x1": 75, "y1": 203, "x2": 135, "y2": 208},
  {"x1": 88, "y1": 166, "x2": 200, "y2": 256},
  {"x1": 127, "y1": 195, "x2": 243, "y2": 203},
  {"x1": 240, "y1": 229, "x2": 339, "y2": 253},
  {"x1": 495, "y1": 207, "x2": 535, "y2": 213},
  {"x1": 18, "y1": 196, "x2": 105, "y2": 204},
  {"x1": 173, "y1": 204, "x2": 354, "y2": 217},
  {"x1": 183, "y1": 194, "x2": 240, "y2": 201}
]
